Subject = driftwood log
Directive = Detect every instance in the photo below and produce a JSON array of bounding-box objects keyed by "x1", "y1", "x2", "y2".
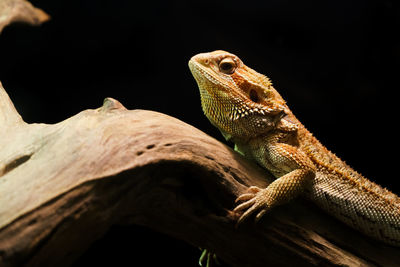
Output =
[
  {"x1": 1, "y1": 83, "x2": 400, "y2": 267},
  {"x1": 1, "y1": 2, "x2": 400, "y2": 266},
  {"x1": 0, "y1": 0, "x2": 49, "y2": 33}
]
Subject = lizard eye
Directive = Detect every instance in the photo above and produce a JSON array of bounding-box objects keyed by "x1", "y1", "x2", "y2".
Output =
[{"x1": 219, "y1": 58, "x2": 236, "y2": 74}]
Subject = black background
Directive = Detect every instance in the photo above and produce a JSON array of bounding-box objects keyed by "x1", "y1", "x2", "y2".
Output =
[{"x1": 1, "y1": 0, "x2": 399, "y2": 266}]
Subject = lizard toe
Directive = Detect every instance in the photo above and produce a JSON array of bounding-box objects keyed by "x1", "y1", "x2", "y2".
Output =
[
  {"x1": 236, "y1": 203, "x2": 262, "y2": 225},
  {"x1": 235, "y1": 193, "x2": 256, "y2": 203},
  {"x1": 255, "y1": 209, "x2": 267, "y2": 222},
  {"x1": 247, "y1": 186, "x2": 262, "y2": 194},
  {"x1": 233, "y1": 198, "x2": 256, "y2": 212}
]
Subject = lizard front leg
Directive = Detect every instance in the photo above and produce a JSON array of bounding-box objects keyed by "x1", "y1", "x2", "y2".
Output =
[{"x1": 234, "y1": 135, "x2": 316, "y2": 224}]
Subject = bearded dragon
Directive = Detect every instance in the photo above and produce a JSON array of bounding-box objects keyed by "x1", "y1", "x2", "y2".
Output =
[{"x1": 188, "y1": 50, "x2": 400, "y2": 251}]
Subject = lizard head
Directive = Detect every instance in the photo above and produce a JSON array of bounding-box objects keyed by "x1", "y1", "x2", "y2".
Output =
[{"x1": 189, "y1": 50, "x2": 290, "y2": 141}]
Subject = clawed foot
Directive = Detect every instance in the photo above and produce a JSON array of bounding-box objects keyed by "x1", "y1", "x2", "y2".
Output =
[
  {"x1": 233, "y1": 186, "x2": 271, "y2": 225},
  {"x1": 198, "y1": 248, "x2": 219, "y2": 267}
]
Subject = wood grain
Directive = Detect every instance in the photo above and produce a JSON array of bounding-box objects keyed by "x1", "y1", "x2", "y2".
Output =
[
  {"x1": 0, "y1": 0, "x2": 49, "y2": 33},
  {"x1": 0, "y1": 4, "x2": 398, "y2": 265},
  {"x1": 1, "y1": 83, "x2": 399, "y2": 266}
]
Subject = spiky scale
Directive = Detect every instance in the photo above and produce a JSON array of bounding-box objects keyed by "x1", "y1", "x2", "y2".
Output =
[{"x1": 189, "y1": 50, "x2": 400, "y2": 246}]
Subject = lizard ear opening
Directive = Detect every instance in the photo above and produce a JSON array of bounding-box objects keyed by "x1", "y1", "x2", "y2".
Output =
[{"x1": 249, "y1": 89, "x2": 259, "y2": 103}]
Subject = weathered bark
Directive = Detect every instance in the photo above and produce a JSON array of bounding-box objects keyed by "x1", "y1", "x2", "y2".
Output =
[
  {"x1": 1, "y1": 3, "x2": 399, "y2": 266},
  {"x1": 1, "y1": 83, "x2": 399, "y2": 267},
  {"x1": 0, "y1": 0, "x2": 49, "y2": 33}
]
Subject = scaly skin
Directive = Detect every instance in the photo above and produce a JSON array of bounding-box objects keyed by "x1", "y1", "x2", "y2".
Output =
[{"x1": 189, "y1": 50, "x2": 400, "y2": 246}]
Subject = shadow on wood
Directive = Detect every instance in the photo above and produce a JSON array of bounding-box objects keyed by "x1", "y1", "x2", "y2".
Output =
[
  {"x1": 0, "y1": 2, "x2": 399, "y2": 265},
  {"x1": 1, "y1": 83, "x2": 399, "y2": 267}
]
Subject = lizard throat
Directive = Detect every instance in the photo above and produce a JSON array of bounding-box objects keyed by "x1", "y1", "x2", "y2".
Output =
[{"x1": 189, "y1": 59, "x2": 281, "y2": 139}]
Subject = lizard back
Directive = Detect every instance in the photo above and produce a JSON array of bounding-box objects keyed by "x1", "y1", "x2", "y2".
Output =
[
  {"x1": 299, "y1": 126, "x2": 400, "y2": 246},
  {"x1": 189, "y1": 50, "x2": 400, "y2": 247}
]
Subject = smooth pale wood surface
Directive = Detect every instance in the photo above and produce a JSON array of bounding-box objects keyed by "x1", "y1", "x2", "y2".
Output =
[
  {"x1": 1, "y1": 83, "x2": 399, "y2": 267},
  {"x1": 0, "y1": 0, "x2": 49, "y2": 33},
  {"x1": 0, "y1": 3, "x2": 399, "y2": 265}
]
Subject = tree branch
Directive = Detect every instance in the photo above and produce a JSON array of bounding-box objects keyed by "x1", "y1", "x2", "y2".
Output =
[
  {"x1": 0, "y1": 4, "x2": 398, "y2": 265},
  {"x1": 0, "y1": 83, "x2": 399, "y2": 267},
  {"x1": 0, "y1": 0, "x2": 49, "y2": 33}
]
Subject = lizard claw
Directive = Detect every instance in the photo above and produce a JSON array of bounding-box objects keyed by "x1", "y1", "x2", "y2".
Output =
[
  {"x1": 235, "y1": 186, "x2": 261, "y2": 203},
  {"x1": 235, "y1": 193, "x2": 256, "y2": 203},
  {"x1": 255, "y1": 209, "x2": 267, "y2": 222},
  {"x1": 247, "y1": 186, "x2": 262, "y2": 194},
  {"x1": 233, "y1": 198, "x2": 256, "y2": 212},
  {"x1": 234, "y1": 186, "x2": 271, "y2": 226}
]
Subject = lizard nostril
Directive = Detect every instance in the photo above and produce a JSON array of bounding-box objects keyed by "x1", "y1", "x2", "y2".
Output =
[{"x1": 249, "y1": 89, "x2": 259, "y2": 103}]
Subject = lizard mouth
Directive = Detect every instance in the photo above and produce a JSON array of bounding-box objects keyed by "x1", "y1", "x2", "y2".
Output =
[
  {"x1": 189, "y1": 58, "x2": 276, "y2": 120},
  {"x1": 188, "y1": 59, "x2": 236, "y2": 95},
  {"x1": 189, "y1": 60, "x2": 218, "y2": 85},
  {"x1": 189, "y1": 53, "x2": 286, "y2": 123}
]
